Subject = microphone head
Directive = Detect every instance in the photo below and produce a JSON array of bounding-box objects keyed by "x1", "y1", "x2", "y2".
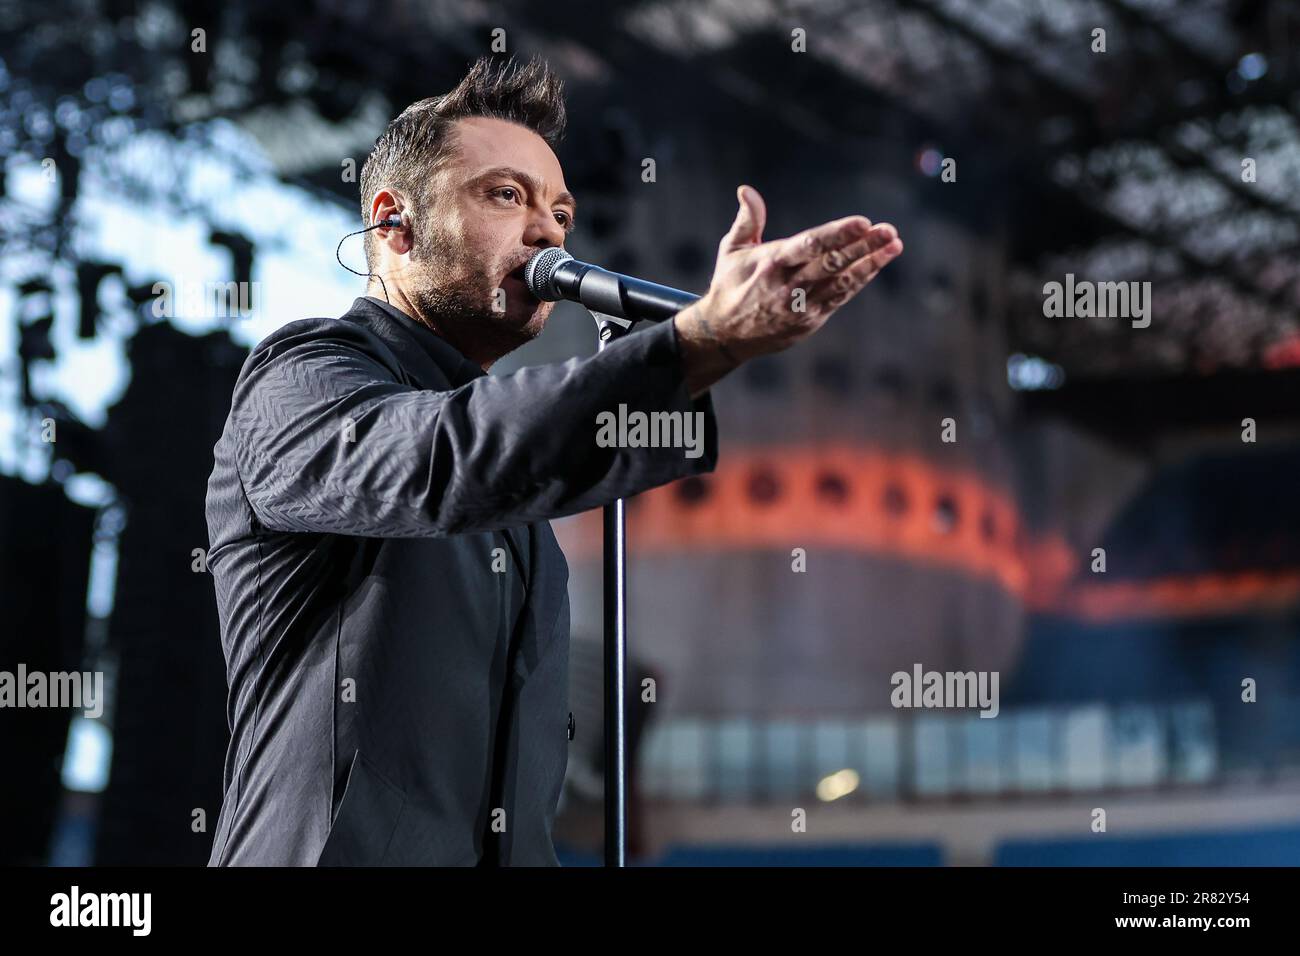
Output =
[{"x1": 524, "y1": 247, "x2": 573, "y2": 301}]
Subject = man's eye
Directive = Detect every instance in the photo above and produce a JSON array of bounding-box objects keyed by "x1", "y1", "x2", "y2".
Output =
[
  {"x1": 493, "y1": 187, "x2": 518, "y2": 203},
  {"x1": 554, "y1": 212, "x2": 571, "y2": 228}
]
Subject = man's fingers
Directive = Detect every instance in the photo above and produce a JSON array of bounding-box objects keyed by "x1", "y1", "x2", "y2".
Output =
[
  {"x1": 787, "y1": 223, "x2": 900, "y2": 286},
  {"x1": 720, "y1": 185, "x2": 767, "y2": 252},
  {"x1": 805, "y1": 232, "x2": 904, "y2": 310},
  {"x1": 770, "y1": 215, "x2": 873, "y2": 268}
]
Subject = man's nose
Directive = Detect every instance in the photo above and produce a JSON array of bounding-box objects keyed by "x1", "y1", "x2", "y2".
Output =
[{"x1": 524, "y1": 206, "x2": 566, "y2": 248}]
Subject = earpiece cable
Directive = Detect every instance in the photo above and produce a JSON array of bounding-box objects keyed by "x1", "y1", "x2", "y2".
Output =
[{"x1": 336, "y1": 221, "x2": 399, "y2": 305}]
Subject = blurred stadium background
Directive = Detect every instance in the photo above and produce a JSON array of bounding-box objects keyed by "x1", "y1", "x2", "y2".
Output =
[{"x1": 2, "y1": 0, "x2": 1299, "y2": 866}]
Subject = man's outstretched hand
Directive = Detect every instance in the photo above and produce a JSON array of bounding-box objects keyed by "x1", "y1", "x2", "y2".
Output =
[{"x1": 674, "y1": 184, "x2": 903, "y2": 398}]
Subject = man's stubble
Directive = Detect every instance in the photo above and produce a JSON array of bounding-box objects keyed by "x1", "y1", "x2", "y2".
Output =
[{"x1": 406, "y1": 218, "x2": 550, "y2": 368}]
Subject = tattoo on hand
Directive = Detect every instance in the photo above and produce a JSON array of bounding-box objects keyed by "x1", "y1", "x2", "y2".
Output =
[{"x1": 695, "y1": 307, "x2": 741, "y2": 368}]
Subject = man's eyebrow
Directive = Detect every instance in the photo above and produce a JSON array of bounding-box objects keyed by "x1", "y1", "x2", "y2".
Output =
[{"x1": 472, "y1": 166, "x2": 577, "y2": 213}]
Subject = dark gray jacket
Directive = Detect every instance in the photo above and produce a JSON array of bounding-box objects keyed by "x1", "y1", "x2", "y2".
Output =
[{"x1": 204, "y1": 295, "x2": 717, "y2": 865}]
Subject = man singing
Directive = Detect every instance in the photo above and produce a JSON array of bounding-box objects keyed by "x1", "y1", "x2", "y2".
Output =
[{"x1": 205, "y1": 55, "x2": 902, "y2": 866}]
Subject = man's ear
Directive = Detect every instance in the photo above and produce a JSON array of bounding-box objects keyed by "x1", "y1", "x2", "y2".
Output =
[
  {"x1": 370, "y1": 189, "x2": 403, "y2": 224},
  {"x1": 370, "y1": 189, "x2": 412, "y2": 254}
]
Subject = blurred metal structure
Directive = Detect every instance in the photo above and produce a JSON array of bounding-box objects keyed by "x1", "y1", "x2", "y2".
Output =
[
  {"x1": 622, "y1": 0, "x2": 1300, "y2": 375},
  {"x1": 5, "y1": 1, "x2": 1298, "y2": 380}
]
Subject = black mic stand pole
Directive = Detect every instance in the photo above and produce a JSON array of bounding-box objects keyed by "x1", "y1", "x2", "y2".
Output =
[{"x1": 588, "y1": 308, "x2": 634, "y2": 867}]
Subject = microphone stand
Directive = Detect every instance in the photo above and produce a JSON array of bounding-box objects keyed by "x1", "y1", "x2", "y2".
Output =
[
  {"x1": 528, "y1": 250, "x2": 700, "y2": 867},
  {"x1": 589, "y1": 308, "x2": 634, "y2": 868}
]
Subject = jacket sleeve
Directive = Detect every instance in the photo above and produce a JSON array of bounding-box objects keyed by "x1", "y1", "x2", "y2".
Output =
[{"x1": 228, "y1": 316, "x2": 719, "y2": 537}]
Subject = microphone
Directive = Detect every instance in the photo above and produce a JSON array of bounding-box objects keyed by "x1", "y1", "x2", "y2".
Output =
[{"x1": 524, "y1": 248, "x2": 699, "y2": 323}]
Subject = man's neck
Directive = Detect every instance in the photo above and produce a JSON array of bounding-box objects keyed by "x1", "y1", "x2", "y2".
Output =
[
  {"x1": 365, "y1": 284, "x2": 497, "y2": 372},
  {"x1": 367, "y1": 283, "x2": 420, "y2": 328}
]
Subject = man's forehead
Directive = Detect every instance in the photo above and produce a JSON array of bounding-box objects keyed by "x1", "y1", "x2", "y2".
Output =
[{"x1": 449, "y1": 116, "x2": 568, "y2": 192}]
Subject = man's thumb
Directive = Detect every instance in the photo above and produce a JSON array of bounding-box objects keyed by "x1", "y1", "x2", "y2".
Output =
[{"x1": 723, "y1": 184, "x2": 765, "y2": 249}]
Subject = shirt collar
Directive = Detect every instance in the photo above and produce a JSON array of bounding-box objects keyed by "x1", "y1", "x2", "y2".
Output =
[{"x1": 358, "y1": 295, "x2": 485, "y2": 388}]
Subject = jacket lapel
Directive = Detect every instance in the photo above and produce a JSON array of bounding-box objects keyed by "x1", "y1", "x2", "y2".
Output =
[{"x1": 347, "y1": 297, "x2": 535, "y2": 591}]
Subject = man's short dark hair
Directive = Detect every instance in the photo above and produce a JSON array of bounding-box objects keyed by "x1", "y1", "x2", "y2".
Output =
[{"x1": 359, "y1": 55, "x2": 567, "y2": 268}]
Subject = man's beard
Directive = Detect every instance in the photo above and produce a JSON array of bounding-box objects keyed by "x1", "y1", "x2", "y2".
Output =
[{"x1": 406, "y1": 224, "x2": 548, "y2": 368}]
